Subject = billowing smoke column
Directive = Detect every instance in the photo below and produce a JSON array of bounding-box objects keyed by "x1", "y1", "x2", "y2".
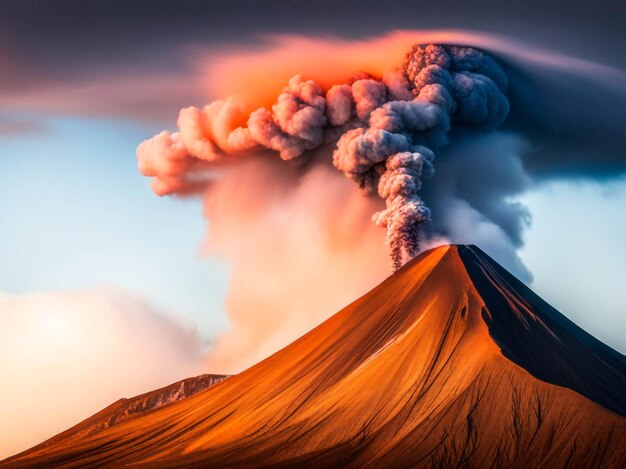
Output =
[{"x1": 138, "y1": 44, "x2": 509, "y2": 270}]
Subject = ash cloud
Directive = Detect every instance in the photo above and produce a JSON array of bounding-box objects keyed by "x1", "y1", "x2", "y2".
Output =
[
  {"x1": 135, "y1": 33, "x2": 626, "y2": 371},
  {"x1": 138, "y1": 44, "x2": 511, "y2": 270}
]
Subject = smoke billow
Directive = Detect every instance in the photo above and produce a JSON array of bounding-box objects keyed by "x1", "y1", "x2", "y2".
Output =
[
  {"x1": 200, "y1": 158, "x2": 393, "y2": 371},
  {"x1": 138, "y1": 31, "x2": 626, "y2": 371},
  {"x1": 138, "y1": 44, "x2": 509, "y2": 270}
]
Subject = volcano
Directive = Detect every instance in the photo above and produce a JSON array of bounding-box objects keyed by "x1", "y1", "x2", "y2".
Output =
[{"x1": 4, "y1": 245, "x2": 625, "y2": 467}]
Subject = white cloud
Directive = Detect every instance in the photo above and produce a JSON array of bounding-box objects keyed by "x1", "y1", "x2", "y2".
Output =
[{"x1": 0, "y1": 288, "x2": 206, "y2": 459}]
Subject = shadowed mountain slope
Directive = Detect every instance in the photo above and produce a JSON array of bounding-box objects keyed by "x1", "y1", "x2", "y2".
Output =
[{"x1": 4, "y1": 245, "x2": 625, "y2": 468}]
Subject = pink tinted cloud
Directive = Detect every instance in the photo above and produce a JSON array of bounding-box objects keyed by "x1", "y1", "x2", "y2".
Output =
[{"x1": 0, "y1": 288, "x2": 205, "y2": 458}]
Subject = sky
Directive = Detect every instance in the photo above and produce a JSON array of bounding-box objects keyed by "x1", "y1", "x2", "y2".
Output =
[
  {"x1": 0, "y1": 0, "x2": 625, "y2": 458},
  {"x1": 0, "y1": 116, "x2": 229, "y2": 335}
]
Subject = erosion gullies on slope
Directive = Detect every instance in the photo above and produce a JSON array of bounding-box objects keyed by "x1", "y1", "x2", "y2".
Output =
[{"x1": 3, "y1": 245, "x2": 625, "y2": 468}]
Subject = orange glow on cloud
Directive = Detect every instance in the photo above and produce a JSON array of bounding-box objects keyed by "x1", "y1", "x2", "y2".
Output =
[
  {"x1": 201, "y1": 29, "x2": 622, "y2": 111},
  {"x1": 204, "y1": 31, "x2": 460, "y2": 111}
]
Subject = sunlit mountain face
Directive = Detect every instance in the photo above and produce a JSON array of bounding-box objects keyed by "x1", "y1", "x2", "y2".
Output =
[{"x1": 6, "y1": 246, "x2": 625, "y2": 468}]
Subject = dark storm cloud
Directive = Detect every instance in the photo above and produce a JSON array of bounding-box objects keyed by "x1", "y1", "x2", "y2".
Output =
[
  {"x1": 502, "y1": 61, "x2": 626, "y2": 179},
  {"x1": 1, "y1": 0, "x2": 624, "y2": 171},
  {"x1": 0, "y1": 0, "x2": 624, "y2": 66}
]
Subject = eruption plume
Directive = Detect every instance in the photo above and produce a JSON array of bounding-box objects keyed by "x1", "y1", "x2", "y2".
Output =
[{"x1": 137, "y1": 44, "x2": 509, "y2": 270}]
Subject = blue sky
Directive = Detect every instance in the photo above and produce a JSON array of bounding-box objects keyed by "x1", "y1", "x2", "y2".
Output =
[
  {"x1": 1, "y1": 114, "x2": 624, "y2": 352},
  {"x1": 520, "y1": 179, "x2": 626, "y2": 351},
  {"x1": 0, "y1": 116, "x2": 230, "y2": 340}
]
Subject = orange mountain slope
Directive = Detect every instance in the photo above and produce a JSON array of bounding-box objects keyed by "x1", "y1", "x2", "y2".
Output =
[{"x1": 4, "y1": 245, "x2": 625, "y2": 468}]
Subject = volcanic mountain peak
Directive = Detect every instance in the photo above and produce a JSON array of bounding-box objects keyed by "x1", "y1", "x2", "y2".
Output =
[{"x1": 5, "y1": 244, "x2": 625, "y2": 468}]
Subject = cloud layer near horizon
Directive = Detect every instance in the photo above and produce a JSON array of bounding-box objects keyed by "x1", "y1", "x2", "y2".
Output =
[{"x1": 0, "y1": 288, "x2": 205, "y2": 459}]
